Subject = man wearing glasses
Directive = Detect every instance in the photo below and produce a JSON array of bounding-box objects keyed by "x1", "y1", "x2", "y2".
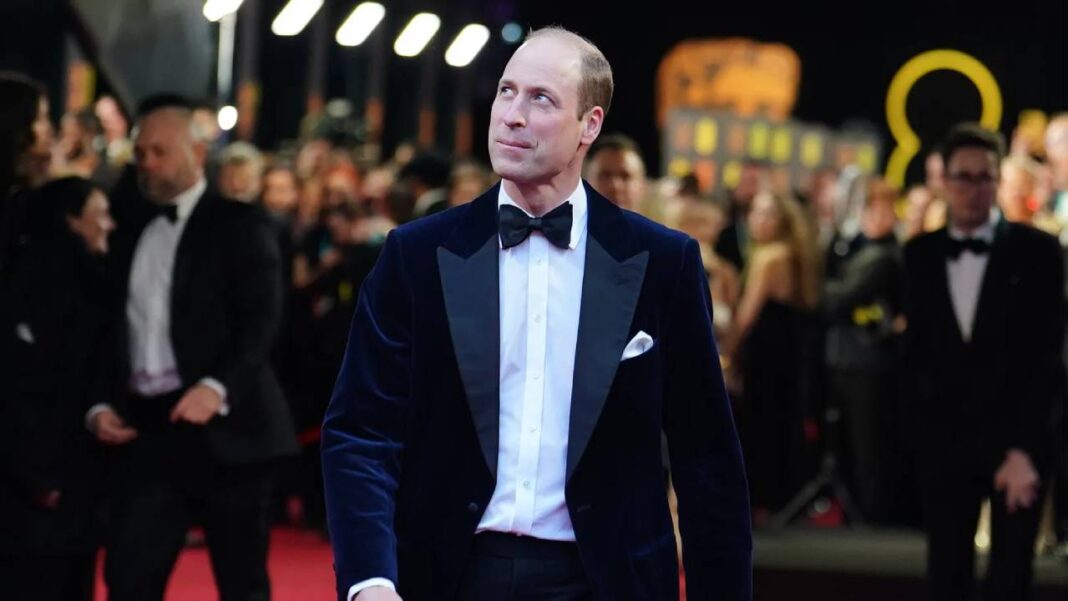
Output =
[{"x1": 903, "y1": 122, "x2": 1065, "y2": 601}]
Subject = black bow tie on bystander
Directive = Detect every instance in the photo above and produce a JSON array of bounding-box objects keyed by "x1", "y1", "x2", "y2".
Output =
[{"x1": 946, "y1": 237, "x2": 990, "y2": 259}]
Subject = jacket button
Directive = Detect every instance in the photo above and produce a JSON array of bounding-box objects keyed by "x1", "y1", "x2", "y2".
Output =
[{"x1": 467, "y1": 502, "x2": 480, "y2": 514}]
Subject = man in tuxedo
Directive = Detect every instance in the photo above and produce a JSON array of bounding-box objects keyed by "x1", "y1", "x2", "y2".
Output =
[
  {"x1": 87, "y1": 95, "x2": 297, "y2": 601},
  {"x1": 903, "y1": 123, "x2": 1064, "y2": 601},
  {"x1": 585, "y1": 133, "x2": 647, "y2": 212},
  {"x1": 322, "y1": 27, "x2": 751, "y2": 601}
]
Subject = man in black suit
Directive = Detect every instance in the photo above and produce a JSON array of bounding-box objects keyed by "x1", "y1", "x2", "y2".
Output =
[
  {"x1": 714, "y1": 159, "x2": 768, "y2": 272},
  {"x1": 87, "y1": 96, "x2": 297, "y2": 601},
  {"x1": 823, "y1": 185, "x2": 904, "y2": 525},
  {"x1": 322, "y1": 27, "x2": 751, "y2": 601},
  {"x1": 904, "y1": 123, "x2": 1064, "y2": 601}
]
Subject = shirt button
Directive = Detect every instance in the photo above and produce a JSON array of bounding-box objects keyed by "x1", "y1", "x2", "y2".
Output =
[
  {"x1": 529, "y1": 426, "x2": 538, "y2": 433},
  {"x1": 533, "y1": 373, "x2": 541, "y2": 380},
  {"x1": 467, "y1": 502, "x2": 480, "y2": 514},
  {"x1": 522, "y1": 480, "x2": 532, "y2": 490},
  {"x1": 533, "y1": 314, "x2": 542, "y2": 323}
]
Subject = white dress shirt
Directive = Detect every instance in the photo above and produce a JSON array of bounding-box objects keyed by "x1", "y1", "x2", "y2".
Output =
[
  {"x1": 86, "y1": 178, "x2": 226, "y2": 428},
  {"x1": 349, "y1": 183, "x2": 589, "y2": 600},
  {"x1": 946, "y1": 216, "x2": 996, "y2": 342},
  {"x1": 478, "y1": 182, "x2": 587, "y2": 540}
]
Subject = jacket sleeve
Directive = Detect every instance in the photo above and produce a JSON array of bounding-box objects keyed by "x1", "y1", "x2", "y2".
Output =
[
  {"x1": 321, "y1": 229, "x2": 413, "y2": 599},
  {"x1": 662, "y1": 237, "x2": 752, "y2": 600},
  {"x1": 209, "y1": 210, "x2": 283, "y2": 406}
]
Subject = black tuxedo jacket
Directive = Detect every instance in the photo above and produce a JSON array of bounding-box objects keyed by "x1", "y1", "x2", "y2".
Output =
[
  {"x1": 109, "y1": 189, "x2": 297, "y2": 465},
  {"x1": 903, "y1": 220, "x2": 1065, "y2": 471}
]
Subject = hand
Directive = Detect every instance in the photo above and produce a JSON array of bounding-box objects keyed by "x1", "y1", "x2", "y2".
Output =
[
  {"x1": 355, "y1": 587, "x2": 402, "y2": 601},
  {"x1": 91, "y1": 409, "x2": 138, "y2": 445},
  {"x1": 994, "y1": 449, "x2": 1040, "y2": 513},
  {"x1": 169, "y1": 384, "x2": 223, "y2": 425}
]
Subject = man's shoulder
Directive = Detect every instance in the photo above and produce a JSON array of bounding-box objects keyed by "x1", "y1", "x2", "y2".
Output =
[
  {"x1": 391, "y1": 202, "x2": 474, "y2": 247},
  {"x1": 617, "y1": 207, "x2": 692, "y2": 254},
  {"x1": 902, "y1": 228, "x2": 944, "y2": 263},
  {"x1": 1000, "y1": 220, "x2": 1059, "y2": 254}
]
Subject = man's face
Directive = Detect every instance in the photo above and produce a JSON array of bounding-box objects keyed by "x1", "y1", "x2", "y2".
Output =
[
  {"x1": 262, "y1": 169, "x2": 300, "y2": 215},
  {"x1": 588, "y1": 148, "x2": 646, "y2": 210},
  {"x1": 732, "y1": 164, "x2": 764, "y2": 210},
  {"x1": 944, "y1": 147, "x2": 998, "y2": 231},
  {"x1": 488, "y1": 35, "x2": 602, "y2": 187},
  {"x1": 134, "y1": 109, "x2": 205, "y2": 204},
  {"x1": 219, "y1": 162, "x2": 261, "y2": 203},
  {"x1": 862, "y1": 198, "x2": 897, "y2": 240}
]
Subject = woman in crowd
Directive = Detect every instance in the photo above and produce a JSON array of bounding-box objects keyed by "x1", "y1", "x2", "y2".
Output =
[
  {"x1": 0, "y1": 71, "x2": 53, "y2": 284},
  {"x1": 728, "y1": 190, "x2": 821, "y2": 521},
  {"x1": 0, "y1": 176, "x2": 116, "y2": 600}
]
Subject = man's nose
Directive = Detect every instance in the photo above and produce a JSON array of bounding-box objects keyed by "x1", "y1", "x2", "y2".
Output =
[{"x1": 502, "y1": 100, "x2": 527, "y2": 127}]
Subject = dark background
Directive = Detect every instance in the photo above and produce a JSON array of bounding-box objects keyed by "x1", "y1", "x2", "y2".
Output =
[{"x1": 3, "y1": 0, "x2": 1065, "y2": 184}]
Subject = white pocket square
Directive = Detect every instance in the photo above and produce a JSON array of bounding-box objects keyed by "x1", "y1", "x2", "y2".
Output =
[
  {"x1": 15, "y1": 322, "x2": 35, "y2": 344},
  {"x1": 620, "y1": 330, "x2": 654, "y2": 361}
]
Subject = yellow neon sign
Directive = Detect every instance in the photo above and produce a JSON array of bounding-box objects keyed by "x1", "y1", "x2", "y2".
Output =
[{"x1": 884, "y1": 49, "x2": 1002, "y2": 189}]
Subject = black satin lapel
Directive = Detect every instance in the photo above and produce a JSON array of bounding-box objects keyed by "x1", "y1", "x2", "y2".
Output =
[
  {"x1": 566, "y1": 238, "x2": 648, "y2": 480},
  {"x1": 971, "y1": 221, "x2": 1011, "y2": 343},
  {"x1": 171, "y1": 195, "x2": 213, "y2": 307},
  {"x1": 437, "y1": 236, "x2": 500, "y2": 477},
  {"x1": 933, "y1": 231, "x2": 967, "y2": 346}
]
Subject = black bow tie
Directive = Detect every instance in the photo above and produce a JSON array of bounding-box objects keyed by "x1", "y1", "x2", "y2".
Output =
[
  {"x1": 498, "y1": 202, "x2": 573, "y2": 250},
  {"x1": 153, "y1": 203, "x2": 179, "y2": 223},
  {"x1": 946, "y1": 237, "x2": 990, "y2": 259}
]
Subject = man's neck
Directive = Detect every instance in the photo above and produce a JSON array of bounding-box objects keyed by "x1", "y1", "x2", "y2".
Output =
[
  {"x1": 503, "y1": 175, "x2": 581, "y2": 217},
  {"x1": 948, "y1": 213, "x2": 995, "y2": 239},
  {"x1": 949, "y1": 221, "x2": 985, "y2": 237}
]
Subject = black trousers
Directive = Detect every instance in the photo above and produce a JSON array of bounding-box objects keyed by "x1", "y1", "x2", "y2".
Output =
[
  {"x1": 920, "y1": 462, "x2": 1045, "y2": 601},
  {"x1": 457, "y1": 532, "x2": 593, "y2": 601},
  {"x1": 1052, "y1": 417, "x2": 1068, "y2": 542},
  {"x1": 0, "y1": 553, "x2": 95, "y2": 601},
  {"x1": 830, "y1": 369, "x2": 895, "y2": 524},
  {"x1": 104, "y1": 392, "x2": 274, "y2": 601}
]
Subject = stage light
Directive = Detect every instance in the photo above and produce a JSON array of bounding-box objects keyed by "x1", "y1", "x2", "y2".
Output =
[
  {"x1": 271, "y1": 0, "x2": 324, "y2": 36},
  {"x1": 394, "y1": 13, "x2": 441, "y2": 57},
  {"x1": 445, "y1": 24, "x2": 490, "y2": 67},
  {"x1": 203, "y1": 0, "x2": 244, "y2": 22},
  {"x1": 218, "y1": 105, "x2": 238, "y2": 131},
  {"x1": 501, "y1": 22, "x2": 522, "y2": 44},
  {"x1": 336, "y1": 2, "x2": 385, "y2": 47}
]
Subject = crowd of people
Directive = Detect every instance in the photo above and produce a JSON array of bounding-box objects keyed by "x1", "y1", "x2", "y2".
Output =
[{"x1": 1, "y1": 28, "x2": 1068, "y2": 599}]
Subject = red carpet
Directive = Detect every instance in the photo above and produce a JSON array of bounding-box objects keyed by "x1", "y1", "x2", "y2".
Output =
[
  {"x1": 93, "y1": 527, "x2": 689, "y2": 600},
  {"x1": 94, "y1": 527, "x2": 337, "y2": 600}
]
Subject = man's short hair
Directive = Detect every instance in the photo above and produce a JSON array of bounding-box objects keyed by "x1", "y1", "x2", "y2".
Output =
[
  {"x1": 136, "y1": 93, "x2": 195, "y2": 119},
  {"x1": 940, "y1": 122, "x2": 1006, "y2": 167},
  {"x1": 525, "y1": 27, "x2": 613, "y2": 119},
  {"x1": 220, "y1": 141, "x2": 264, "y2": 172}
]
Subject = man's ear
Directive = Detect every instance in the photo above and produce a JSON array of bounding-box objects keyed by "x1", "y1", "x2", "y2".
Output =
[
  {"x1": 580, "y1": 106, "x2": 605, "y2": 147},
  {"x1": 192, "y1": 139, "x2": 208, "y2": 169}
]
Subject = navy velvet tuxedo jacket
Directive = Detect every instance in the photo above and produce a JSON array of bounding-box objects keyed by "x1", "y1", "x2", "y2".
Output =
[{"x1": 322, "y1": 182, "x2": 751, "y2": 600}]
